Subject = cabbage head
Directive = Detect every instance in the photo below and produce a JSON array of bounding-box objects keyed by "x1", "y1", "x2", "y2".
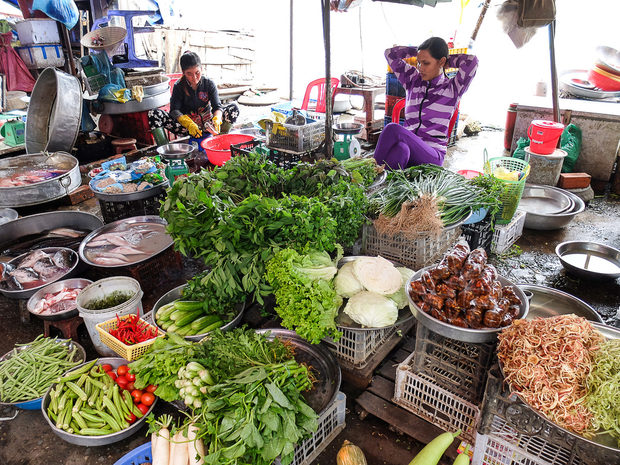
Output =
[
  {"x1": 334, "y1": 261, "x2": 364, "y2": 298},
  {"x1": 343, "y1": 291, "x2": 398, "y2": 328}
]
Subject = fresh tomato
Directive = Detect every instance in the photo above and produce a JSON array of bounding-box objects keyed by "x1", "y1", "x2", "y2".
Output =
[
  {"x1": 126, "y1": 381, "x2": 135, "y2": 392},
  {"x1": 140, "y1": 392, "x2": 155, "y2": 406},
  {"x1": 145, "y1": 384, "x2": 157, "y2": 393},
  {"x1": 116, "y1": 375, "x2": 128, "y2": 390},
  {"x1": 126, "y1": 412, "x2": 137, "y2": 424},
  {"x1": 106, "y1": 371, "x2": 117, "y2": 381},
  {"x1": 117, "y1": 365, "x2": 129, "y2": 376},
  {"x1": 101, "y1": 364, "x2": 113, "y2": 372},
  {"x1": 131, "y1": 389, "x2": 143, "y2": 403},
  {"x1": 136, "y1": 403, "x2": 149, "y2": 415},
  {"x1": 126, "y1": 373, "x2": 136, "y2": 382}
]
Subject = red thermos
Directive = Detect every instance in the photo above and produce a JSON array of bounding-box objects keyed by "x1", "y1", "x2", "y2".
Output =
[{"x1": 504, "y1": 103, "x2": 518, "y2": 151}]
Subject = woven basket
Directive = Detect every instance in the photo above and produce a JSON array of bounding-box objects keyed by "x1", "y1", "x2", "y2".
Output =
[
  {"x1": 96, "y1": 315, "x2": 162, "y2": 361},
  {"x1": 483, "y1": 150, "x2": 530, "y2": 225}
]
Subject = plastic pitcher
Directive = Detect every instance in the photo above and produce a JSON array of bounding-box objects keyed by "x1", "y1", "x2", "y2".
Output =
[{"x1": 527, "y1": 120, "x2": 564, "y2": 155}]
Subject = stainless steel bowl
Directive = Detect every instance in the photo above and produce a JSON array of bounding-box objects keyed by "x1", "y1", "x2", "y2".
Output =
[
  {"x1": 0, "y1": 208, "x2": 18, "y2": 225},
  {"x1": 156, "y1": 143, "x2": 196, "y2": 160},
  {"x1": 519, "y1": 284, "x2": 602, "y2": 322},
  {"x1": 519, "y1": 185, "x2": 573, "y2": 215},
  {"x1": 523, "y1": 189, "x2": 585, "y2": 230},
  {"x1": 256, "y1": 329, "x2": 340, "y2": 415},
  {"x1": 0, "y1": 247, "x2": 80, "y2": 300},
  {"x1": 27, "y1": 278, "x2": 93, "y2": 321},
  {"x1": 333, "y1": 122, "x2": 363, "y2": 135},
  {"x1": 41, "y1": 357, "x2": 156, "y2": 446},
  {"x1": 148, "y1": 284, "x2": 244, "y2": 341},
  {"x1": 407, "y1": 266, "x2": 529, "y2": 343},
  {"x1": 0, "y1": 339, "x2": 86, "y2": 408},
  {"x1": 89, "y1": 179, "x2": 169, "y2": 202},
  {"x1": 555, "y1": 241, "x2": 620, "y2": 280}
]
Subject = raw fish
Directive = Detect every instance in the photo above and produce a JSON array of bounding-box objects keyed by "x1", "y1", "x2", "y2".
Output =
[{"x1": 108, "y1": 246, "x2": 143, "y2": 255}]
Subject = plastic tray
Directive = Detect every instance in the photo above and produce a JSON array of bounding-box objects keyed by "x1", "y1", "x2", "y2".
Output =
[
  {"x1": 97, "y1": 188, "x2": 167, "y2": 224},
  {"x1": 492, "y1": 210, "x2": 526, "y2": 254},
  {"x1": 362, "y1": 223, "x2": 462, "y2": 270},
  {"x1": 323, "y1": 324, "x2": 401, "y2": 368},
  {"x1": 394, "y1": 357, "x2": 480, "y2": 445},
  {"x1": 96, "y1": 315, "x2": 162, "y2": 361},
  {"x1": 411, "y1": 324, "x2": 496, "y2": 404}
]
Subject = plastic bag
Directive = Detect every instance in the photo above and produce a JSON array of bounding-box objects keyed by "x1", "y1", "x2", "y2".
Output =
[
  {"x1": 560, "y1": 123, "x2": 581, "y2": 173},
  {"x1": 97, "y1": 84, "x2": 131, "y2": 103},
  {"x1": 512, "y1": 137, "x2": 529, "y2": 161},
  {"x1": 32, "y1": 0, "x2": 79, "y2": 29},
  {"x1": 0, "y1": 33, "x2": 35, "y2": 92}
]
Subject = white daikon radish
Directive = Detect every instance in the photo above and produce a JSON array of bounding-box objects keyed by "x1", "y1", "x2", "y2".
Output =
[
  {"x1": 153, "y1": 415, "x2": 171, "y2": 465},
  {"x1": 352, "y1": 256, "x2": 402, "y2": 295},
  {"x1": 170, "y1": 430, "x2": 189, "y2": 465},
  {"x1": 187, "y1": 423, "x2": 205, "y2": 465}
]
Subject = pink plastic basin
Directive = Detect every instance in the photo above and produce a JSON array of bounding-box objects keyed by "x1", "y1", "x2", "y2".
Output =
[{"x1": 200, "y1": 134, "x2": 254, "y2": 166}]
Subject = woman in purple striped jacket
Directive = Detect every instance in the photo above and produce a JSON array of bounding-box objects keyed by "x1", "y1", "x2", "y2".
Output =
[{"x1": 374, "y1": 37, "x2": 479, "y2": 169}]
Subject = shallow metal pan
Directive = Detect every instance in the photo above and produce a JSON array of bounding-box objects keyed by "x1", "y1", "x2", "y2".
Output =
[
  {"x1": 518, "y1": 284, "x2": 602, "y2": 322},
  {"x1": 555, "y1": 241, "x2": 620, "y2": 280}
]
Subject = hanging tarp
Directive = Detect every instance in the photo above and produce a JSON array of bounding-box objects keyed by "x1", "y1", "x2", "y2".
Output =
[{"x1": 0, "y1": 32, "x2": 35, "y2": 92}]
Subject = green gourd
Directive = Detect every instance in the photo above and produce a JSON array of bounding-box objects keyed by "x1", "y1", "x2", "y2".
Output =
[
  {"x1": 452, "y1": 444, "x2": 470, "y2": 465},
  {"x1": 336, "y1": 440, "x2": 367, "y2": 465},
  {"x1": 408, "y1": 430, "x2": 461, "y2": 465}
]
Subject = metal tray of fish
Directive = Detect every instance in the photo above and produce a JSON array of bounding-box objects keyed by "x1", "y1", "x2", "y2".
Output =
[
  {"x1": 333, "y1": 256, "x2": 414, "y2": 331},
  {"x1": 79, "y1": 215, "x2": 174, "y2": 268},
  {"x1": 0, "y1": 152, "x2": 82, "y2": 208},
  {"x1": 256, "y1": 328, "x2": 341, "y2": 415},
  {"x1": 90, "y1": 179, "x2": 169, "y2": 202},
  {"x1": 0, "y1": 247, "x2": 79, "y2": 299},
  {"x1": 0, "y1": 211, "x2": 103, "y2": 258}
]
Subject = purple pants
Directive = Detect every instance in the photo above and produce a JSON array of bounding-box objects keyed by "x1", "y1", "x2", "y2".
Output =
[{"x1": 374, "y1": 123, "x2": 444, "y2": 169}]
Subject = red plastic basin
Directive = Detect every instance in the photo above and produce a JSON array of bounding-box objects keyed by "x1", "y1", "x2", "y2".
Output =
[
  {"x1": 457, "y1": 169, "x2": 482, "y2": 179},
  {"x1": 201, "y1": 134, "x2": 254, "y2": 166}
]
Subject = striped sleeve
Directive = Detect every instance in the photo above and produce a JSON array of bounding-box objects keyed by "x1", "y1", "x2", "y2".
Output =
[
  {"x1": 385, "y1": 46, "x2": 419, "y2": 88},
  {"x1": 447, "y1": 54, "x2": 479, "y2": 97}
]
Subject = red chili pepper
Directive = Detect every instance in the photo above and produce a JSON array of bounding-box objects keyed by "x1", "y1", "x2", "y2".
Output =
[{"x1": 110, "y1": 309, "x2": 157, "y2": 346}]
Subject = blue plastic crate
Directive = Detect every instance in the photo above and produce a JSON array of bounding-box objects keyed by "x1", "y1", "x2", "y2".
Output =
[
  {"x1": 113, "y1": 442, "x2": 151, "y2": 465},
  {"x1": 386, "y1": 72, "x2": 405, "y2": 98},
  {"x1": 384, "y1": 115, "x2": 405, "y2": 127}
]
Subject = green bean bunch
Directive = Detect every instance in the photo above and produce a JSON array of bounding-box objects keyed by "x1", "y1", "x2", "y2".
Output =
[{"x1": 0, "y1": 335, "x2": 82, "y2": 403}]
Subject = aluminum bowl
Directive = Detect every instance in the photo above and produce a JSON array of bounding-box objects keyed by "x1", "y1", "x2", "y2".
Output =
[
  {"x1": 156, "y1": 143, "x2": 195, "y2": 160},
  {"x1": 0, "y1": 208, "x2": 18, "y2": 225},
  {"x1": 519, "y1": 284, "x2": 602, "y2": 322},
  {"x1": 555, "y1": 241, "x2": 620, "y2": 280},
  {"x1": 41, "y1": 357, "x2": 156, "y2": 446},
  {"x1": 0, "y1": 339, "x2": 86, "y2": 409},
  {"x1": 148, "y1": 284, "x2": 244, "y2": 341},
  {"x1": 519, "y1": 185, "x2": 573, "y2": 215},
  {"x1": 407, "y1": 266, "x2": 529, "y2": 343},
  {"x1": 27, "y1": 278, "x2": 93, "y2": 321},
  {"x1": 523, "y1": 189, "x2": 585, "y2": 230},
  {"x1": 0, "y1": 247, "x2": 80, "y2": 299},
  {"x1": 256, "y1": 328, "x2": 340, "y2": 415}
]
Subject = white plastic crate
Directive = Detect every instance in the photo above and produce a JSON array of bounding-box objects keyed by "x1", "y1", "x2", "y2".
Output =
[
  {"x1": 394, "y1": 352, "x2": 480, "y2": 445},
  {"x1": 472, "y1": 416, "x2": 586, "y2": 465},
  {"x1": 16, "y1": 44, "x2": 64, "y2": 69},
  {"x1": 323, "y1": 324, "x2": 400, "y2": 368},
  {"x1": 362, "y1": 223, "x2": 462, "y2": 270},
  {"x1": 15, "y1": 19, "x2": 60, "y2": 45},
  {"x1": 265, "y1": 120, "x2": 325, "y2": 153},
  {"x1": 492, "y1": 210, "x2": 525, "y2": 254},
  {"x1": 274, "y1": 391, "x2": 346, "y2": 465}
]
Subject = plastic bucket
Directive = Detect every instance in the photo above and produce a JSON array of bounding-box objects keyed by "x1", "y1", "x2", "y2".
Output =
[
  {"x1": 201, "y1": 134, "x2": 254, "y2": 166},
  {"x1": 524, "y1": 146, "x2": 567, "y2": 186},
  {"x1": 527, "y1": 120, "x2": 564, "y2": 155},
  {"x1": 76, "y1": 277, "x2": 143, "y2": 356}
]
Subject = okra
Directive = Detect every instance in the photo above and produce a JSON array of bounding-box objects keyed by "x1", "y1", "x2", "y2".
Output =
[
  {"x1": 80, "y1": 411, "x2": 104, "y2": 423},
  {"x1": 112, "y1": 385, "x2": 130, "y2": 417},
  {"x1": 72, "y1": 411, "x2": 88, "y2": 431},
  {"x1": 72, "y1": 398, "x2": 83, "y2": 414},
  {"x1": 66, "y1": 381, "x2": 88, "y2": 402},
  {"x1": 57, "y1": 389, "x2": 71, "y2": 412},
  {"x1": 79, "y1": 428, "x2": 113, "y2": 436},
  {"x1": 57, "y1": 360, "x2": 98, "y2": 383},
  {"x1": 122, "y1": 390, "x2": 144, "y2": 418},
  {"x1": 76, "y1": 373, "x2": 89, "y2": 389},
  {"x1": 97, "y1": 410, "x2": 121, "y2": 432},
  {"x1": 88, "y1": 376, "x2": 107, "y2": 391},
  {"x1": 102, "y1": 396, "x2": 124, "y2": 427},
  {"x1": 63, "y1": 398, "x2": 74, "y2": 430}
]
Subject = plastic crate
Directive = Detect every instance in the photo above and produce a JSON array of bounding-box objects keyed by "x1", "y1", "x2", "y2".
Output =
[
  {"x1": 16, "y1": 43, "x2": 65, "y2": 69},
  {"x1": 265, "y1": 120, "x2": 325, "y2": 153},
  {"x1": 384, "y1": 115, "x2": 405, "y2": 127},
  {"x1": 96, "y1": 315, "x2": 162, "y2": 361},
  {"x1": 113, "y1": 441, "x2": 151, "y2": 465},
  {"x1": 492, "y1": 210, "x2": 525, "y2": 254},
  {"x1": 412, "y1": 323, "x2": 496, "y2": 404},
  {"x1": 323, "y1": 323, "x2": 403, "y2": 368},
  {"x1": 229, "y1": 139, "x2": 264, "y2": 157},
  {"x1": 97, "y1": 189, "x2": 167, "y2": 224},
  {"x1": 362, "y1": 223, "x2": 462, "y2": 270},
  {"x1": 385, "y1": 94, "x2": 402, "y2": 118},
  {"x1": 386, "y1": 72, "x2": 406, "y2": 98},
  {"x1": 472, "y1": 417, "x2": 587, "y2": 465},
  {"x1": 394, "y1": 366, "x2": 480, "y2": 445},
  {"x1": 274, "y1": 391, "x2": 346, "y2": 465},
  {"x1": 461, "y1": 218, "x2": 494, "y2": 253}
]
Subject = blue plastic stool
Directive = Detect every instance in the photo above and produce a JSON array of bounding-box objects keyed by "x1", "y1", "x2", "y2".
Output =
[{"x1": 93, "y1": 10, "x2": 158, "y2": 68}]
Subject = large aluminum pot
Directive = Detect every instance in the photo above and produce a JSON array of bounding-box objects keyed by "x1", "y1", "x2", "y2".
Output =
[
  {"x1": 26, "y1": 67, "x2": 82, "y2": 154},
  {"x1": 0, "y1": 152, "x2": 81, "y2": 208}
]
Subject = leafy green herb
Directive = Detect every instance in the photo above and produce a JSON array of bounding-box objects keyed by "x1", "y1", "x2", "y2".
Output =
[{"x1": 82, "y1": 291, "x2": 134, "y2": 310}]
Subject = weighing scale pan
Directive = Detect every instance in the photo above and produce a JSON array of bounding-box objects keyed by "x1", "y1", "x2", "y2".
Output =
[
  {"x1": 334, "y1": 122, "x2": 363, "y2": 135},
  {"x1": 519, "y1": 185, "x2": 573, "y2": 215},
  {"x1": 156, "y1": 143, "x2": 195, "y2": 160}
]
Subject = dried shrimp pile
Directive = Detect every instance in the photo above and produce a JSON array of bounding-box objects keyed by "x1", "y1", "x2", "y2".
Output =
[{"x1": 497, "y1": 315, "x2": 604, "y2": 434}]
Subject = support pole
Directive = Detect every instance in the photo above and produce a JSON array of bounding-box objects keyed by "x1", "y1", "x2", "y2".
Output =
[
  {"x1": 548, "y1": 20, "x2": 560, "y2": 123},
  {"x1": 469, "y1": 0, "x2": 492, "y2": 48},
  {"x1": 321, "y1": 0, "x2": 333, "y2": 158},
  {"x1": 289, "y1": 0, "x2": 294, "y2": 101}
]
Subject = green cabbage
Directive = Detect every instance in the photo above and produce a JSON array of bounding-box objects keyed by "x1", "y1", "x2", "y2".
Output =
[
  {"x1": 387, "y1": 267, "x2": 416, "y2": 309},
  {"x1": 334, "y1": 261, "x2": 364, "y2": 298},
  {"x1": 343, "y1": 291, "x2": 398, "y2": 328}
]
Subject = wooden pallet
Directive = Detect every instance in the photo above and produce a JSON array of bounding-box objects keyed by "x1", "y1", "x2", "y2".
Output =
[{"x1": 354, "y1": 336, "x2": 461, "y2": 463}]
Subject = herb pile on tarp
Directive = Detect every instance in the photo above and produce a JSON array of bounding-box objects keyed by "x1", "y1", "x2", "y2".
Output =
[
  {"x1": 161, "y1": 153, "x2": 369, "y2": 315},
  {"x1": 369, "y1": 165, "x2": 499, "y2": 234}
]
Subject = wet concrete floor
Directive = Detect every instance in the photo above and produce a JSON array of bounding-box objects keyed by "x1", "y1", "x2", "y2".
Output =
[{"x1": 1, "y1": 129, "x2": 619, "y2": 464}]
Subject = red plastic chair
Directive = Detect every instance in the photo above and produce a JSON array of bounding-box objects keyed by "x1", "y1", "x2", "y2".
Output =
[
  {"x1": 300, "y1": 78, "x2": 340, "y2": 113},
  {"x1": 391, "y1": 98, "x2": 459, "y2": 138}
]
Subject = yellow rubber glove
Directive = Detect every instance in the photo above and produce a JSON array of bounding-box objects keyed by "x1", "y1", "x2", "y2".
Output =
[
  {"x1": 178, "y1": 115, "x2": 202, "y2": 138},
  {"x1": 212, "y1": 114, "x2": 222, "y2": 134}
]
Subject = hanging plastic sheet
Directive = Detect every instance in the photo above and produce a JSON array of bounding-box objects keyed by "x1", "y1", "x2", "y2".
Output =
[
  {"x1": 32, "y1": 0, "x2": 79, "y2": 29},
  {"x1": 0, "y1": 33, "x2": 35, "y2": 92}
]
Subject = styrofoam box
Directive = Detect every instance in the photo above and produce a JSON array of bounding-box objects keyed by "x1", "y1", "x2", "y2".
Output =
[
  {"x1": 16, "y1": 44, "x2": 65, "y2": 70},
  {"x1": 15, "y1": 19, "x2": 60, "y2": 45}
]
